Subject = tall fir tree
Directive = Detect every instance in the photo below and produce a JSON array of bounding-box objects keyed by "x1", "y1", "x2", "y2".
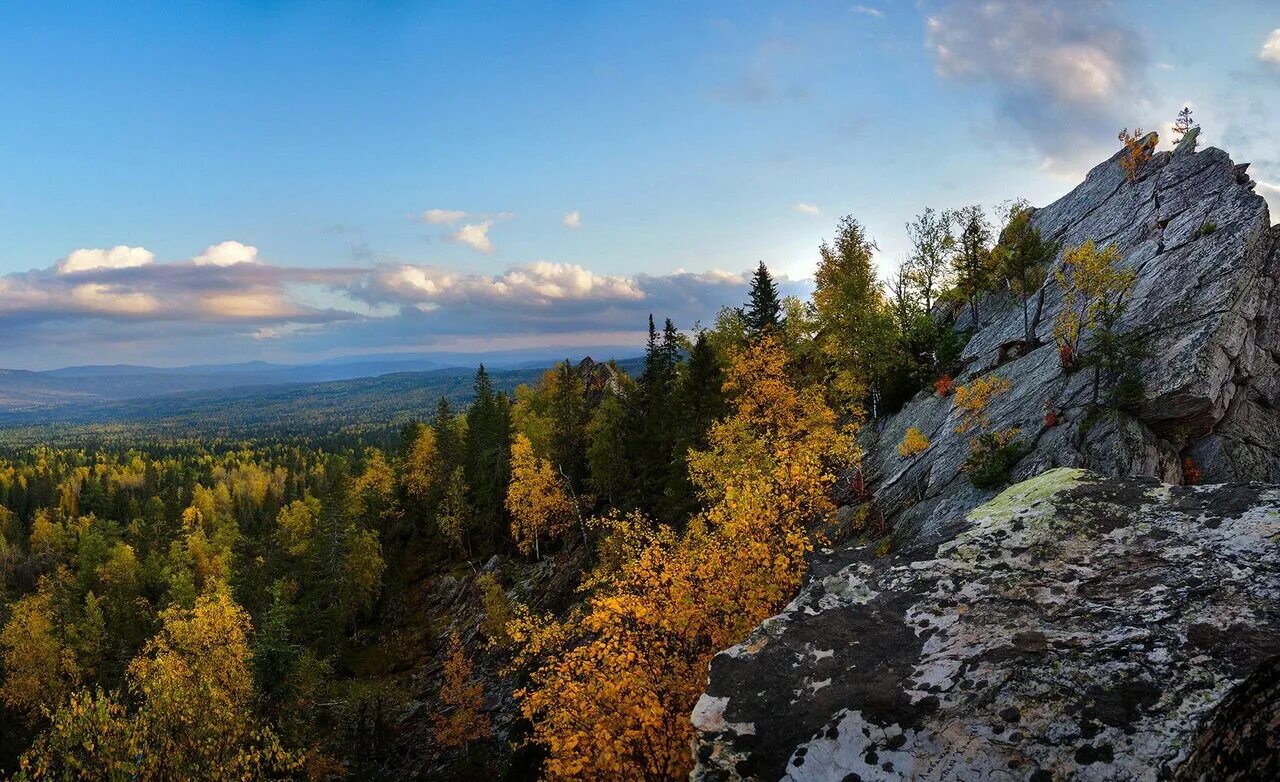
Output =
[
  {"x1": 465, "y1": 365, "x2": 512, "y2": 551},
  {"x1": 744, "y1": 261, "x2": 783, "y2": 337},
  {"x1": 662, "y1": 332, "x2": 727, "y2": 521}
]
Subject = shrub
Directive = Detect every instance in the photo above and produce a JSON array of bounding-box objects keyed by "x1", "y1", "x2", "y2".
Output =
[
  {"x1": 1117, "y1": 128, "x2": 1155, "y2": 182},
  {"x1": 933, "y1": 375, "x2": 954, "y2": 397},
  {"x1": 962, "y1": 429, "x2": 1023, "y2": 489},
  {"x1": 897, "y1": 427, "x2": 931, "y2": 458},
  {"x1": 953, "y1": 375, "x2": 1012, "y2": 434},
  {"x1": 1043, "y1": 399, "x2": 1060, "y2": 428},
  {"x1": 1200, "y1": 221, "x2": 1217, "y2": 235}
]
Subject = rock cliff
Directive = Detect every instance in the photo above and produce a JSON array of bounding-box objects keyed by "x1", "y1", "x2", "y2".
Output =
[
  {"x1": 864, "y1": 135, "x2": 1280, "y2": 542},
  {"x1": 692, "y1": 140, "x2": 1280, "y2": 780}
]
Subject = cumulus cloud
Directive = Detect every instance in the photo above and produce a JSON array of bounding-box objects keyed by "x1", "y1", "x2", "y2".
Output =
[
  {"x1": 851, "y1": 5, "x2": 883, "y2": 18},
  {"x1": 419, "y1": 209, "x2": 468, "y2": 225},
  {"x1": 448, "y1": 221, "x2": 495, "y2": 253},
  {"x1": 794, "y1": 202, "x2": 821, "y2": 216},
  {"x1": 193, "y1": 240, "x2": 260, "y2": 266},
  {"x1": 1262, "y1": 29, "x2": 1280, "y2": 65},
  {"x1": 370, "y1": 261, "x2": 643, "y2": 306},
  {"x1": 563, "y1": 210, "x2": 583, "y2": 229},
  {"x1": 56, "y1": 245, "x2": 154, "y2": 275},
  {"x1": 924, "y1": 0, "x2": 1149, "y2": 174}
]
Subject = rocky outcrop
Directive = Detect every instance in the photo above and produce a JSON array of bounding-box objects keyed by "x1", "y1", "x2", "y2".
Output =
[
  {"x1": 692, "y1": 142, "x2": 1280, "y2": 780},
  {"x1": 860, "y1": 140, "x2": 1280, "y2": 541},
  {"x1": 692, "y1": 469, "x2": 1280, "y2": 780}
]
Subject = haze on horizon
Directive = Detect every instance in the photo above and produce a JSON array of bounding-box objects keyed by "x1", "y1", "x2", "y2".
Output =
[{"x1": 2, "y1": 0, "x2": 1278, "y2": 370}]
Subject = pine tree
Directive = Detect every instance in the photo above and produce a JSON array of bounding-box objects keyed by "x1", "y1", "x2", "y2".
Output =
[{"x1": 744, "y1": 261, "x2": 782, "y2": 337}]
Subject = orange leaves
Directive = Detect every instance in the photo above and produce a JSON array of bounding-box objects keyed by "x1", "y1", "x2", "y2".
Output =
[
  {"x1": 433, "y1": 634, "x2": 491, "y2": 750},
  {"x1": 509, "y1": 337, "x2": 859, "y2": 780},
  {"x1": 1117, "y1": 128, "x2": 1156, "y2": 182},
  {"x1": 898, "y1": 427, "x2": 931, "y2": 458},
  {"x1": 953, "y1": 375, "x2": 1012, "y2": 434}
]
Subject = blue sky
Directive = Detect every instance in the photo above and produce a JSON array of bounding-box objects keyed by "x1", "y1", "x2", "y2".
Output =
[{"x1": 2, "y1": 0, "x2": 1278, "y2": 369}]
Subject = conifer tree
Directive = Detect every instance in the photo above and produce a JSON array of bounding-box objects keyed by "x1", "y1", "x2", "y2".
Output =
[
  {"x1": 465, "y1": 365, "x2": 512, "y2": 551},
  {"x1": 812, "y1": 215, "x2": 900, "y2": 416},
  {"x1": 952, "y1": 205, "x2": 994, "y2": 325},
  {"x1": 743, "y1": 261, "x2": 783, "y2": 337}
]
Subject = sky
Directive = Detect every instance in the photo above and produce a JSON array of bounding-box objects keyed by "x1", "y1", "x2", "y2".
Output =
[{"x1": 1, "y1": 0, "x2": 1278, "y2": 369}]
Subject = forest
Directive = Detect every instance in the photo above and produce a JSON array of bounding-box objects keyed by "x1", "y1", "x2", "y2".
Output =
[{"x1": 0, "y1": 183, "x2": 1151, "y2": 780}]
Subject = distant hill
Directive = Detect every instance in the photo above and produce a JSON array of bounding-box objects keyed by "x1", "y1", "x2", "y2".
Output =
[
  {"x1": 0, "y1": 347, "x2": 645, "y2": 415},
  {"x1": 0, "y1": 356, "x2": 646, "y2": 445}
]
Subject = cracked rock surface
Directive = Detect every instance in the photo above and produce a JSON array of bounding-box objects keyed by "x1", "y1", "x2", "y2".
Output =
[
  {"x1": 858, "y1": 138, "x2": 1280, "y2": 541},
  {"x1": 691, "y1": 469, "x2": 1280, "y2": 781}
]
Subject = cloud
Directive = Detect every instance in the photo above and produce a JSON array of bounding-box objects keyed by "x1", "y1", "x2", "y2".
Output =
[
  {"x1": 369, "y1": 261, "x2": 644, "y2": 306},
  {"x1": 1262, "y1": 29, "x2": 1280, "y2": 65},
  {"x1": 563, "y1": 210, "x2": 583, "y2": 229},
  {"x1": 794, "y1": 202, "x2": 821, "y2": 216},
  {"x1": 0, "y1": 241, "x2": 810, "y2": 368},
  {"x1": 924, "y1": 0, "x2": 1149, "y2": 174},
  {"x1": 851, "y1": 5, "x2": 883, "y2": 17},
  {"x1": 448, "y1": 221, "x2": 495, "y2": 253},
  {"x1": 57, "y1": 245, "x2": 154, "y2": 275},
  {"x1": 193, "y1": 240, "x2": 260, "y2": 266},
  {"x1": 419, "y1": 209, "x2": 468, "y2": 225}
]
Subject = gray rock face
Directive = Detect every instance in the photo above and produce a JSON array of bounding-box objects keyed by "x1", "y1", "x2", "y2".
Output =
[
  {"x1": 859, "y1": 142, "x2": 1280, "y2": 541},
  {"x1": 691, "y1": 469, "x2": 1280, "y2": 781}
]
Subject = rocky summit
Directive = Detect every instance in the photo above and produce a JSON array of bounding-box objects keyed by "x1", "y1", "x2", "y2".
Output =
[
  {"x1": 863, "y1": 132, "x2": 1280, "y2": 542},
  {"x1": 693, "y1": 139, "x2": 1280, "y2": 781}
]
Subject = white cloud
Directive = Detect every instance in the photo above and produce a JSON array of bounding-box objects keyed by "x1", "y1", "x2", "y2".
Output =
[
  {"x1": 420, "y1": 209, "x2": 469, "y2": 225},
  {"x1": 563, "y1": 210, "x2": 583, "y2": 229},
  {"x1": 1262, "y1": 29, "x2": 1280, "y2": 65},
  {"x1": 449, "y1": 221, "x2": 495, "y2": 253},
  {"x1": 382, "y1": 261, "x2": 643, "y2": 304},
  {"x1": 794, "y1": 202, "x2": 821, "y2": 216},
  {"x1": 193, "y1": 240, "x2": 260, "y2": 266},
  {"x1": 56, "y1": 245, "x2": 154, "y2": 275},
  {"x1": 851, "y1": 4, "x2": 883, "y2": 17},
  {"x1": 69, "y1": 284, "x2": 160, "y2": 316},
  {"x1": 199, "y1": 291, "x2": 302, "y2": 319}
]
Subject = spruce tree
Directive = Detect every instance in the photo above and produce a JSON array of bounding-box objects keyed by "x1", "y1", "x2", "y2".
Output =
[
  {"x1": 744, "y1": 261, "x2": 783, "y2": 337},
  {"x1": 464, "y1": 365, "x2": 512, "y2": 551},
  {"x1": 663, "y1": 332, "x2": 726, "y2": 521}
]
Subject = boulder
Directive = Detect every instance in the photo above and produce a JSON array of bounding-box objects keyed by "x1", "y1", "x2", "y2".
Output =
[{"x1": 692, "y1": 469, "x2": 1280, "y2": 781}]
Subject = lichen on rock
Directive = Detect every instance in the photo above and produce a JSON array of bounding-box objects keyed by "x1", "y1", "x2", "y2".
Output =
[{"x1": 692, "y1": 471, "x2": 1280, "y2": 781}]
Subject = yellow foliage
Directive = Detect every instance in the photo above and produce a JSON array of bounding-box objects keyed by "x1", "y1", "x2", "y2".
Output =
[
  {"x1": 954, "y1": 375, "x2": 1012, "y2": 434},
  {"x1": 898, "y1": 427, "x2": 931, "y2": 458},
  {"x1": 0, "y1": 587, "x2": 80, "y2": 717},
  {"x1": 432, "y1": 634, "x2": 491, "y2": 751},
  {"x1": 275, "y1": 496, "x2": 321, "y2": 558},
  {"x1": 17, "y1": 592, "x2": 303, "y2": 780},
  {"x1": 510, "y1": 337, "x2": 859, "y2": 780},
  {"x1": 1052, "y1": 240, "x2": 1135, "y2": 366},
  {"x1": 477, "y1": 573, "x2": 514, "y2": 647},
  {"x1": 505, "y1": 433, "x2": 575, "y2": 559},
  {"x1": 404, "y1": 425, "x2": 442, "y2": 504}
]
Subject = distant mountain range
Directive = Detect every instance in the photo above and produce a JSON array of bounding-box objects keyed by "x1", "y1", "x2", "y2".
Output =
[{"x1": 0, "y1": 348, "x2": 645, "y2": 441}]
